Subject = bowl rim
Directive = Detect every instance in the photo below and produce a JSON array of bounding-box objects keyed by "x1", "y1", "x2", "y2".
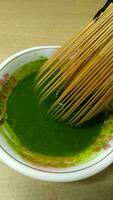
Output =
[{"x1": 0, "y1": 46, "x2": 113, "y2": 182}]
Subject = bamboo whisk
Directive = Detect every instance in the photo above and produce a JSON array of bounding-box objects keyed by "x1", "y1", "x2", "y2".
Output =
[{"x1": 35, "y1": 3, "x2": 113, "y2": 126}]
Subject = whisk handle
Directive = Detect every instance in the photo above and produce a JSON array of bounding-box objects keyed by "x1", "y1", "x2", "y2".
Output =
[{"x1": 93, "y1": 0, "x2": 113, "y2": 19}]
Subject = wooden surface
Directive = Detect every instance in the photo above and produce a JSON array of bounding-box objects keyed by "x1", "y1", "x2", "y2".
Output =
[{"x1": 0, "y1": 0, "x2": 113, "y2": 200}]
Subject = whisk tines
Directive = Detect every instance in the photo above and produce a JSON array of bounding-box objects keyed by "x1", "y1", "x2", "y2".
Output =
[{"x1": 35, "y1": 3, "x2": 113, "y2": 126}]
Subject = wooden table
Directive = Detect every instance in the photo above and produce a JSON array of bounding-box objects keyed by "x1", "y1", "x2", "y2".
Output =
[{"x1": 0, "y1": 0, "x2": 113, "y2": 200}]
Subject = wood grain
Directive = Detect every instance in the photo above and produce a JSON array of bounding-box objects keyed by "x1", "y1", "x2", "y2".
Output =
[{"x1": 1, "y1": 1, "x2": 113, "y2": 200}]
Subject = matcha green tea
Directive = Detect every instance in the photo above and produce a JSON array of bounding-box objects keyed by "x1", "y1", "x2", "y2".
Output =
[{"x1": 0, "y1": 58, "x2": 113, "y2": 168}]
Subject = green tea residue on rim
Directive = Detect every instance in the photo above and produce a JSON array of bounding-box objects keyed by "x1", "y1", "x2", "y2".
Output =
[{"x1": 0, "y1": 57, "x2": 113, "y2": 168}]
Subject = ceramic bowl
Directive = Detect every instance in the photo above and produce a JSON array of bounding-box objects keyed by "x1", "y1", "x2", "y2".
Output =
[{"x1": 0, "y1": 46, "x2": 113, "y2": 182}]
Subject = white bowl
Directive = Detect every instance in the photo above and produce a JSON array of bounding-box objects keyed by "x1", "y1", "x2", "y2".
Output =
[{"x1": 0, "y1": 46, "x2": 113, "y2": 182}]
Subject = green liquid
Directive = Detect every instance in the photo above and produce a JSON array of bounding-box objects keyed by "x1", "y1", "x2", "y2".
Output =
[
  {"x1": 0, "y1": 58, "x2": 112, "y2": 168},
  {"x1": 7, "y1": 73, "x2": 106, "y2": 157}
]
